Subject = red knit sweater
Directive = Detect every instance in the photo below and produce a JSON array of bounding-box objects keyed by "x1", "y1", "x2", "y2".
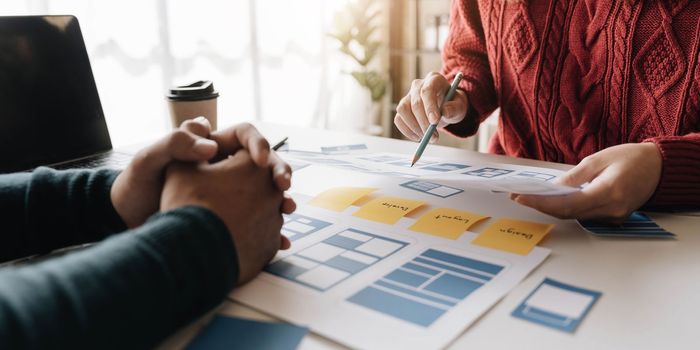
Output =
[{"x1": 441, "y1": 0, "x2": 700, "y2": 208}]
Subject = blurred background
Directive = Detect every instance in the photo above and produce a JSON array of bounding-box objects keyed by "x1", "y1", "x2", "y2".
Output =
[{"x1": 3, "y1": 0, "x2": 497, "y2": 150}]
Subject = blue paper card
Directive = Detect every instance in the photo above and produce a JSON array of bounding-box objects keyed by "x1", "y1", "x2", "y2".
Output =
[
  {"x1": 187, "y1": 315, "x2": 308, "y2": 350},
  {"x1": 578, "y1": 211, "x2": 675, "y2": 238},
  {"x1": 512, "y1": 278, "x2": 601, "y2": 333}
]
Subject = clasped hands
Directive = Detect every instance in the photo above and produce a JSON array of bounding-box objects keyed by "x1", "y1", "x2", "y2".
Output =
[{"x1": 111, "y1": 118, "x2": 294, "y2": 283}]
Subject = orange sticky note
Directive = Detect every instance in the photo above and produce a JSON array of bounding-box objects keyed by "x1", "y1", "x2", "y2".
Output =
[
  {"x1": 308, "y1": 187, "x2": 377, "y2": 212},
  {"x1": 409, "y1": 208, "x2": 490, "y2": 240},
  {"x1": 472, "y1": 218, "x2": 554, "y2": 255},
  {"x1": 353, "y1": 196, "x2": 426, "y2": 224}
]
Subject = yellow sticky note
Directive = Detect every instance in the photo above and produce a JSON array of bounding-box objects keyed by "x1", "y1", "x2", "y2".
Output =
[
  {"x1": 409, "y1": 208, "x2": 490, "y2": 240},
  {"x1": 353, "y1": 196, "x2": 426, "y2": 224},
  {"x1": 308, "y1": 187, "x2": 377, "y2": 212},
  {"x1": 472, "y1": 218, "x2": 554, "y2": 255}
]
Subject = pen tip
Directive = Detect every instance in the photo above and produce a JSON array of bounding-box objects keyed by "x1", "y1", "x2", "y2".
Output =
[{"x1": 410, "y1": 155, "x2": 419, "y2": 167}]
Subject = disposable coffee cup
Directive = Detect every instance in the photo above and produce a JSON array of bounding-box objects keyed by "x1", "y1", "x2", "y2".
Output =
[{"x1": 166, "y1": 80, "x2": 219, "y2": 130}]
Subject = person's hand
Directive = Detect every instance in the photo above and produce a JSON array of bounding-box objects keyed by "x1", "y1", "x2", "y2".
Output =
[
  {"x1": 111, "y1": 117, "x2": 219, "y2": 228},
  {"x1": 160, "y1": 150, "x2": 285, "y2": 284},
  {"x1": 111, "y1": 119, "x2": 295, "y2": 229},
  {"x1": 511, "y1": 143, "x2": 663, "y2": 222},
  {"x1": 394, "y1": 72, "x2": 469, "y2": 142},
  {"x1": 208, "y1": 123, "x2": 296, "y2": 215}
]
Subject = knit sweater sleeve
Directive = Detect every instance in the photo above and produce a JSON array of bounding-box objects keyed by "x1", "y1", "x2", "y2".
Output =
[
  {"x1": 645, "y1": 133, "x2": 700, "y2": 209},
  {"x1": 440, "y1": 0, "x2": 499, "y2": 138},
  {"x1": 0, "y1": 206, "x2": 239, "y2": 349},
  {"x1": 0, "y1": 167, "x2": 127, "y2": 262}
]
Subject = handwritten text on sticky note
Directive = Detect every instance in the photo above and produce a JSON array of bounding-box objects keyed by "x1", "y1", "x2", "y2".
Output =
[
  {"x1": 308, "y1": 187, "x2": 377, "y2": 212},
  {"x1": 409, "y1": 208, "x2": 489, "y2": 240},
  {"x1": 353, "y1": 196, "x2": 426, "y2": 224},
  {"x1": 471, "y1": 218, "x2": 554, "y2": 255}
]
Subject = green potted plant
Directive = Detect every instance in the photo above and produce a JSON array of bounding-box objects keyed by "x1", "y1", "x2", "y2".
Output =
[{"x1": 329, "y1": 0, "x2": 387, "y2": 135}]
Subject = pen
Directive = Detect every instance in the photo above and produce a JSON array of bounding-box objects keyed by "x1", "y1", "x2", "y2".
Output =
[
  {"x1": 410, "y1": 72, "x2": 464, "y2": 167},
  {"x1": 272, "y1": 136, "x2": 288, "y2": 151}
]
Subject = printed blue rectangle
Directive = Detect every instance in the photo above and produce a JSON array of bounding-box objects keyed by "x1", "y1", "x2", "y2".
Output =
[
  {"x1": 422, "y1": 163, "x2": 470, "y2": 172},
  {"x1": 282, "y1": 214, "x2": 332, "y2": 241},
  {"x1": 463, "y1": 167, "x2": 514, "y2": 178},
  {"x1": 348, "y1": 249, "x2": 504, "y2": 327},
  {"x1": 347, "y1": 287, "x2": 447, "y2": 327},
  {"x1": 511, "y1": 171, "x2": 556, "y2": 181},
  {"x1": 400, "y1": 180, "x2": 464, "y2": 198},
  {"x1": 578, "y1": 211, "x2": 675, "y2": 238},
  {"x1": 512, "y1": 278, "x2": 602, "y2": 333},
  {"x1": 424, "y1": 274, "x2": 482, "y2": 299},
  {"x1": 422, "y1": 249, "x2": 504, "y2": 275},
  {"x1": 384, "y1": 269, "x2": 430, "y2": 287},
  {"x1": 187, "y1": 315, "x2": 308, "y2": 350}
]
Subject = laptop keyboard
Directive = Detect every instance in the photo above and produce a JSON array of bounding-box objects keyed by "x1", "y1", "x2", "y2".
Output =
[{"x1": 52, "y1": 152, "x2": 133, "y2": 171}]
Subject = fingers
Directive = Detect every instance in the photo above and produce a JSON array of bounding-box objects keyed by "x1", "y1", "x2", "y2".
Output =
[
  {"x1": 410, "y1": 79, "x2": 431, "y2": 133},
  {"x1": 130, "y1": 129, "x2": 218, "y2": 177},
  {"x1": 394, "y1": 113, "x2": 420, "y2": 141},
  {"x1": 280, "y1": 235, "x2": 291, "y2": 250},
  {"x1": 512, "y1": 192, "x2": 599, "y2": 220},
  {"x1": 180, "y1": 116, "x2": 212, "y2": 138},
  {"x1": 513, "y1": 176, "x2": 627, "y2": 221},
  {"x1": 281, "y1": 193, "x2": 296, "y2": 214},
  {"x1": 396, "y1": 95, "x2": 423, "y2": 141},
  {"x1": 269, "y1": 152, "x2": 292, "y2": 191},
  {"x1": 555, "y1": 156, "x2": 603, "y2": 187},
  {"x1": 441, "y1": 90, "x2": 469, "y2": 124},
  {"x1": 421, "y1": 72, "x2": 449, "y2": 124},
  {"x1": 210, "y1": 122, "x2": 271, "y2": 167}
]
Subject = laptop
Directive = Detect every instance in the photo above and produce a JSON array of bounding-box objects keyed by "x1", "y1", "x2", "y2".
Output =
[{"x1": 0, "y1": 15, "x2": 133, "y2": 174}]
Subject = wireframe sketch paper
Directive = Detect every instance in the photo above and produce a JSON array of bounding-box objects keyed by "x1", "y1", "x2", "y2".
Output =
[
  {"x1": 230, "y1": 162, "x2": 560, "y2": 350},
  {"x1": 279, "y1": 150, "x2": 579, "y2": 196}
]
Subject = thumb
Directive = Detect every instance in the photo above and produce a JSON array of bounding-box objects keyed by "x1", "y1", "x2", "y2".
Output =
[
  {"x1": 556, "y1": 157, "x2": 602, "y2": 187},
  {"x1": 189, "y1": 137, "x2": 219, "y2": 159},
  {"x1": 127, "y1": 130, "x2": 218, "y2": 181},
  {"x1": 441, "y1": 90, "x2": 468, "y2": 124}
]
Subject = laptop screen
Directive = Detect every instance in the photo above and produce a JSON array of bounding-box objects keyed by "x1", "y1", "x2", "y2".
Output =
[{"x1": 0, "y1": 15, "x2": 111, "y2": 173}]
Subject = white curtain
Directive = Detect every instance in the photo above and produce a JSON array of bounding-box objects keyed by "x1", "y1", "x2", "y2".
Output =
[{"x1": 4, "y1": 0, "x2": 379, "y2": 147}]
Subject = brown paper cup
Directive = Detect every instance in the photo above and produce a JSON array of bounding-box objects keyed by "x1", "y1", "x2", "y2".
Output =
[{"x1": 166, "y1": 80, "x2": 219, "y2": 130}]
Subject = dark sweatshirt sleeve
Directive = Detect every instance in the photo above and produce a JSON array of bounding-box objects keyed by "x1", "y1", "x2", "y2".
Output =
[
  {"x1": 0, "y1": 206, "x2": 239, "y2": 350},
  {"x1": 0, "y1": 167, "x2": 127, "y2": 262}
]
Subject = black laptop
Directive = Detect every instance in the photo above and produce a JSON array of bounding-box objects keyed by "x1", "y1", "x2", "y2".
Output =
[{"x1": 0, "y1": 15, "x2": 133, "y2": 174}]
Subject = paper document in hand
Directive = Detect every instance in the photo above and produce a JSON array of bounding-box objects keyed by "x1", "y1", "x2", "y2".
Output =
[{"x1": 424, "y1": 170, "x2": 579, "y2": 196}]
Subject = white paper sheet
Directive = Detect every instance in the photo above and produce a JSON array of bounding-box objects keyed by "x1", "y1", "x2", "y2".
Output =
[
  {"x1": 230, "y1": 163, "x2": 560, "y2": 350},
  {"x1": 280, "y1": 151, "x2": 580, "y2": 196}
]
